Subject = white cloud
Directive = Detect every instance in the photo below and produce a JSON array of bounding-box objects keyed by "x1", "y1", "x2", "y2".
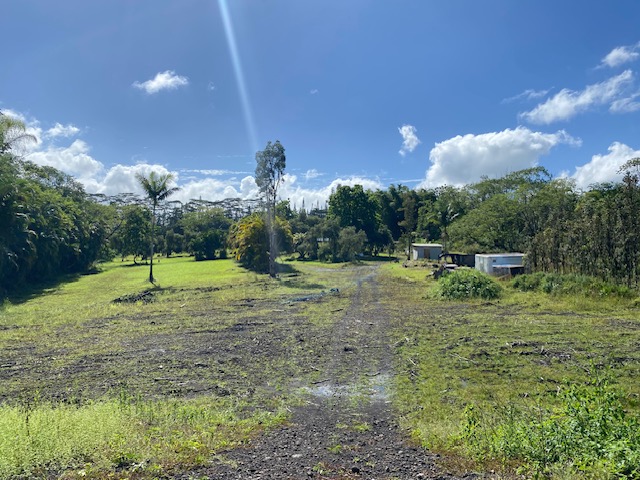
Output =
[
  {"x1": 132, "y1": 70, "x2": 189, "y2": 94},
  {"x1": 7, "y1": 108, "x2": 389, "y2": 210},
  {"x1": 278, "y1": 174, "x2": 383, "y2": 211},
  {"x1": 90, "y1": 164, "x2": 176, "y2": 196},
  {"x1": 398, "y1": 124, "x2": 421, "y2": 156},
  {"x1": 503, "y1": 88, "x2": 551, "y2": 103},
  {"x1": 304, "y1": 168, "x2": 323, "y2": 180},
  {"x1": 520, "y1": 70, "x2": 634, "y2": 124},
  {"x1": 310, "y1": 89, "x2": 319, "y2": 95},
  {"x1": 181, "y1": 168, "x2": 250, "y2": 176},
  {"x1": 419, "y1": 127, "x2": 580, "y2": 188},
  {"x1": 45, "y1": 122, "x2": 80, "y2": 138},
  {"x1": 570, "y1": 142, "x2": 640, "y2": 189},
  {"x1": 27, "y1": 140, "x2": 103, "y2": 179},
  {"x1": 610, "y1": 92, "x2": 640, "y2": 113},
  {"x1": 600, "y1": 43, "x2": 640, "y2": 68}
]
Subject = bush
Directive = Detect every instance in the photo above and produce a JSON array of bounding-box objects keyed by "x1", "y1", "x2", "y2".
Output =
[
  {"x1": 511, "y1": 273, "x2": 634, "y2": 298},
  {"x1": 460, "y1": 375, "x2": 640, "y2": 477},
  {"x1": 436, "y1": 269, "x2": 502, "y2": 300}
]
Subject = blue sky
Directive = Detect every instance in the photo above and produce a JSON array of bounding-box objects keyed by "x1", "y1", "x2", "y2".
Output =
[{"x1": 4, "y1": 1, "x2": 640, "y2": 207}]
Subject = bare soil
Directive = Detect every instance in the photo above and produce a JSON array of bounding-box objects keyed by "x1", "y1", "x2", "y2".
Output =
[
  {"x1": 0, "y1": 264, "x2": 485, "y2": 479},
  {"x1": 180, "y1": 268, "x2": 479, "y2": 479}
]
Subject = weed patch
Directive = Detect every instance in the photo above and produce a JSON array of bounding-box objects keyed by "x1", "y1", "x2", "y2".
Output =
[
  {"x1": 0, "y1": 395, "x2": 287, "y2": 478},
  {"x1": 460, "y1": 374, "x2": 640, "y2": 478}
]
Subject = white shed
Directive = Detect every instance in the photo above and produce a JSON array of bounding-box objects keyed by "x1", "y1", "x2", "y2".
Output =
[
  {"x1": 411, "y1": 243, "x2": 443, "y2": 261},
  {"x1": 475, "y1": 253, "x2": 525, "y2": 276}
]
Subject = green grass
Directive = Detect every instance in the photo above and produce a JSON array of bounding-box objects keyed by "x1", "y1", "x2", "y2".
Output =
[
  {"x1": 381, "y1": 262, "x2": 640, "y2": 478},
  {"x1": 0, "y1": 395, "x2": 286, "y2": 479},
  {"x1": 4, "y1": 257, "x2": 640, "y2": 478},
  {"x1": 0, "y1": 255, "x2": 372, "y2": 478}
]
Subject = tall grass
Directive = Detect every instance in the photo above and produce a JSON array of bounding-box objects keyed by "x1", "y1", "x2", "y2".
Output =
[
  {"x1": 0, "y1": 394, "x2": 286, "y2": 478},
  {"x1": 511, "y1": 272, "x2": 635, "y2": 298},
  {"x1": 460, "y1": 373, "x2": 640, "y2": 478}
]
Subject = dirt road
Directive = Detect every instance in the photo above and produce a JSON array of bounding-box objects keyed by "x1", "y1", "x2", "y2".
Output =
[{"x1": 190, "y1": 266, "x2": 475, "y2": 479}]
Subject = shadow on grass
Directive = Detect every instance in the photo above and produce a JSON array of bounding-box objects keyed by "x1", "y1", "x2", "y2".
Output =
[
  {"x1": 360, "y1": 254, "x2": 400, "y2": 263},
  {"x1": 276, "y1": 263, "x2": 299, "y2": 275},
  {"x1": 1, "y1": 261, "x2": 158, "y2": 307},
  {"x1": 1, "y1": 272, "x2": 85, "y2": 306}
]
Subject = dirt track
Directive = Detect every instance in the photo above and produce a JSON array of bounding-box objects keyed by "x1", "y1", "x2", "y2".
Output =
[{"x1": 184, "y1": 267, "x2": 476, "y2": 479}]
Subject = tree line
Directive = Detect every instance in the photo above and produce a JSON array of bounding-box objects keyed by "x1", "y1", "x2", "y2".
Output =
[{"x1": 3, "y1": 114, "x2": 640, "y2": 295}]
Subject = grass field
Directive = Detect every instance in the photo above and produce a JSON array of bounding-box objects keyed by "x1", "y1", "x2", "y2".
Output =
[
  {"x1": 0, "y1": 256, "x2": 360, "y2": 478},
  {"x1": 382, "y1": 262, "x2": 640, "y2": 477},
  {"x1": 1, "y1": 256, "x2": 640, "y2": 478}
]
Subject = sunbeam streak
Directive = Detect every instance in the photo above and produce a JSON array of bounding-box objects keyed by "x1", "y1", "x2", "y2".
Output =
[{"x1": 218, "y1": 0, "x2": 259, "y2": 153}]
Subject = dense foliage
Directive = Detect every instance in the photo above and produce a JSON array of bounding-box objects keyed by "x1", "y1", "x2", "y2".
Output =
[
  {"x1": 461, "y1": 375, "x2": 640, "y2": 477},
  {"x1": 436, "y1": 269, "x2": 502, "y2": 300},
  {"x1": 3, "y1": 105, "x2": 640, "y2": 291},
  {"x1": 228, "y1": 213, "x2": 293, "y2": 273},
  {"x1": 0, "y1": 156, "x2": 109, "y2": 295},
  {"x1": 511, "y1": 272, "x2": 634, "y2": 298}
]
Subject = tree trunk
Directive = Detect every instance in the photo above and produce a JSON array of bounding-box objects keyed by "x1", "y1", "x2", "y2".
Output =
[
  {"x1": 267, "y1": 204, "x2": 277, "y2": 278},
  {"x1": 149, "y1": 205, "x2": 155, "y2": 283}
]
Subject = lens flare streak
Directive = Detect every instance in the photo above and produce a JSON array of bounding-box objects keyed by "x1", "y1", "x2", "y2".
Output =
[{"x1": 218, "y1": 0, "x2": 259, "y2": 153}]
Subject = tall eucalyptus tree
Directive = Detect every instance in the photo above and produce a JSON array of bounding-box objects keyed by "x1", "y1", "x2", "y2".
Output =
[{"x1": 255, "y1": 141, "x2": 286, "y2": 278}]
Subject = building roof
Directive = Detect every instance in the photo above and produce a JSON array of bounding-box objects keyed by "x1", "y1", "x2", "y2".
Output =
[
  {"x1": 475, "y1": 253, "x2": 524, "y2": 258},
  {"x1": 411, "y1": 243, "x2": 443, "y2": 248}
]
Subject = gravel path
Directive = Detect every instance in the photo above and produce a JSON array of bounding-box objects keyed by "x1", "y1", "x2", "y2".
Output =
[{"x1": 185, "y1": 267, "x2": 481, "y2": 479}]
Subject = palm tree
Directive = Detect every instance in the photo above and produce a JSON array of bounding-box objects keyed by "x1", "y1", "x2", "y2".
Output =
[
  {"x1": 135, "y1": 171, "x2": 179, "y2": 283},
  {"x1": 0, "y1": 111, "x2": 37, "y2": 155}
]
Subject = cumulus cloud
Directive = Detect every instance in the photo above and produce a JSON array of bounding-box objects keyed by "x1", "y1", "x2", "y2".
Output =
[
  {"x1": 28, "y1": 140, "x2": 103, "y2": 179},
  {"x1": 279, "y1": 174, "x2": 384, "y2": 211},
  {"x1": 46, "y1": 122, "x2": 80, "y2": 138},
  {"x1": 600, "y1": 43, "x2": 640, "y2": 69},
  {"x1": 132, "y1": 70, "x2": 189, "y2": 94},
  {"x1": 310, "y1": 89, "x2": 319, "y2": 95},
  {"x1": 89, "y1": 164, "x2": 177, "y2": 196},
  {"x1": 5, "y1": 108, "x2": 390, "y2": 212},
  {"x1": 520, "y1": 70, "x2": 634, "y2": 124},
  {"x1": 570, "y1": 142, "x2": 640, "y2": 189},
  {"x1": 419, "y1": 127, "x2": 580, "y2": 188},
  {"x1": 398, "y1": 124, "x2": 421, "y2": 156}
]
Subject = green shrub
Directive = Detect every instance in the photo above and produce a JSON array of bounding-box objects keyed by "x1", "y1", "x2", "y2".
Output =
[
  {"x1": 459, "y1": 376, "x2": 640, "y2": 477},
  {"x1": 436, "y1": 269, "x2": 502, "y2": 300},
  {"x1": 511, "y1": 271, "x2": 545, "y2": 291},
  {"x1": 511, "y1": 273, "x2": 634, "y2": 298}
]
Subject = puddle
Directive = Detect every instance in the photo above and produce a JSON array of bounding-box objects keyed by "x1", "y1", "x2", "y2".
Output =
[{"x1": 303, "y1": 373, "x2": 391, "y2": 400}]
